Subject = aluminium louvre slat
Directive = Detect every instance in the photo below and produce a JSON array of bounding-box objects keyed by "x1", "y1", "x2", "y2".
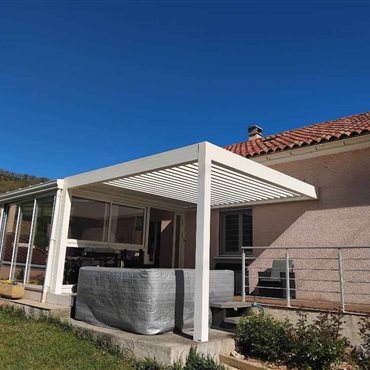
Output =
[
  {"x1": 106, "y1": 180, "x2": 196, "y2": 201},
  {"x1": 109, "y1": 177, "x2": 276, "y2": 206},
  {"x1": 109, "y1": 178, "x2": 262, "y2": 207},
  {"x1": 211, "y1": 164, "x2": 298, "y2": 197},
  {"x1": 211, "y1": 165, "x2": 296, "y2": 198},
  {"x1": 108, "y1": 184, "x2": 197, "y2": 204},
  {"x1": 156, "y1": 163, "x2": 199, "y2": 176},
  {"x1": 210, "y1": 188, "x2": 263, "y2": 203},
  {"x1": 212, "y1": 168, "x2": 294, "y2": 196},
  {"x1": 110, "y1": 178, "x2": 259, "y2": 207},
  {"x1": 134, "y1": 168, "x2": 276, "y2": 203},
  {"x1": 211, "y1": 194, "x2": 260, "y2": 206},
  {"x1": 210, "y1": 186, "x2": 266, "y2": 203},
  {"x1": 211, "y1": 180, "x2": 266, "y2": 200},
  {"x1": 212, "y1": 199, "x2": 254, "y2": 207},
  {"x1": 108, "y1": 175, "x2": 196, "y2": 194},
  {"x1": 174, "y1": 163, "x2": 287, "y2": 201},
  {"x1": 124, "y1": 172, "x2": 197, "y2": 191},
  {"x1": 162, "y1": 166, "x2": 199, "y2": 180},
  {"x1": 137, "y1": 170, "x2": 198, "y2": 188},
  {"x1": 123, "y1": 165, "x2": 199, "y2": 187},
  {"x1": 118, "y1": 165, "x2": 265, "y2": 203},
  {"x1": 210, "y1": 176, "x2": 279, "y2": 200},
  {"x1": 116, "y1": 175, "x2": 197, "y2": 196},
  {"x1": 211, "y1": 197, "x2": 262, "y2": 206},
  {"x1": 105, "y1": 181, "x2": 197, "y2": 203},
  {"x1": 107, "y1": 179, "x2": 198, "y2": 200},
  {"x1": 211, "y1": 172, "x2": 295, "y2": 200}
]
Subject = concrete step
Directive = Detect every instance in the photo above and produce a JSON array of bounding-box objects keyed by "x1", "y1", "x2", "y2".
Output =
[
  {"x1": 223, "y1": 316, "x2": 242, "y2": 326},
  {"x1": 211, "y1": 301, "x2": 252, "y2": 309}
]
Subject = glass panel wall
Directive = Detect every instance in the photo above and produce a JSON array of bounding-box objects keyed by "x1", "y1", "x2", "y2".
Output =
[
  {"x1": 0, "y1": 194, "x2": 56, "y2": 285},
  {"x1": 110, "y1": 205, "x2": 144, "y2": 244},
  {"x1": 27, "y1": 197, "x2": 55, "y2": 285},
  {"x1": 68, "y1": 198, "x2": 109, "y2": 242},
  {"x1": 0, "y1": 204, "x2": 19, "y2": 280},
  {"x1": 64, "y1": 197, "x2": 146, "y2": 286},
  {"x1": 68, "y1": 197, "x2": 144, "y2": 246},
  {"x1": 12, "y1": 201, "x2": 34, "y2": 282}
]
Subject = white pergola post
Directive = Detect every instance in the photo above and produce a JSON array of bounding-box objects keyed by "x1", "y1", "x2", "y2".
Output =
[
  {"x1": 194, "y1": 143, "x2": 212, "y2": 342},
  {"x1": 50, "y1": 188, "x2": 72, "y2": 295}
]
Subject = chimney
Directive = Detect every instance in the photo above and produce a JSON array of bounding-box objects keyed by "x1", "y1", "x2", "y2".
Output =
[{"x1": 248, "y1": 125, "x2": 263, "y2": 140}]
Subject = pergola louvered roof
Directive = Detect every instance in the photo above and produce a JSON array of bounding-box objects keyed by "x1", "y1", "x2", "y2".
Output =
[{"x1": 64, "y1": 142, "x2": 317, "y2": 208}]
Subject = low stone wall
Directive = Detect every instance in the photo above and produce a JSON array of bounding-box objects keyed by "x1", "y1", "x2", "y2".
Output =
[{"x1": 263, "y1": 305, "x2": 366, "y2": 346}]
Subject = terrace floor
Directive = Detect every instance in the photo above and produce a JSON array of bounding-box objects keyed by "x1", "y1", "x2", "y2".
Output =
[{"x1": 235, "y1": 295, "x2": 370, "y2": 314}]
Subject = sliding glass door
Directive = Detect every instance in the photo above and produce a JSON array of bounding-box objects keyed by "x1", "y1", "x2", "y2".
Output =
[
  {"x1": 0, "y1": 204, "x2": 19, "y2": 280},
  {"x1": 0, "y1": 195, "x2": 55, "y2": 286},
  {"x1": 27, "y1": 197, "x2": 55, "y2": 285},
  {"x1": 10, "y1": 201, "x2": 35, "y2": 282}
]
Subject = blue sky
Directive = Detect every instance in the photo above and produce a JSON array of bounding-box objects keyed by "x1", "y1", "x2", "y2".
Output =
[{"x1": 1, "y1": 1, "x2": 369, "y2": 179}]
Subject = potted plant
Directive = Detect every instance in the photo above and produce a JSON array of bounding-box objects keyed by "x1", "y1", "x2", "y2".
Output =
[{"x1": 0, "y1": 279, "x2": 25, "y2": 299}]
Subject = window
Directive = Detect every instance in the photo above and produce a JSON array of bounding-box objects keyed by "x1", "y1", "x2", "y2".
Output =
[
  {"x1": 110, "y1": 204, "x2": 144, "y2": 244},
  {"x1": 68, "y1": 197, "x2": 144, "y2": 246},
  {"x1": 68, "y1": 198, "x2": 109, "y2": 242},
  {"x1": 220, "y1": 209, "x2": 253, "y2": 255}
]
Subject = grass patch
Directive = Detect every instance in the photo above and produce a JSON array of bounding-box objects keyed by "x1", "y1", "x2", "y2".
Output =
[
  {"x1": 0, "y1": 306, "x2": 224, "y2": 370},
  {"x1": 0, "y1": 306, "x2": 133, "y2": 370}
]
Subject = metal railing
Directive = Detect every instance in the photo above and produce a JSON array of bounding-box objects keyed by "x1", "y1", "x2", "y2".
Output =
[{"x1": 241, "y1": 245, "x2": 370, "y2": 313}]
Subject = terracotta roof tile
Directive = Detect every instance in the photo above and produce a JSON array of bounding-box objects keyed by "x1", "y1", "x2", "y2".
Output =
[{"x1": 225, "y1": 111, "x2": 370, "y2": 157}]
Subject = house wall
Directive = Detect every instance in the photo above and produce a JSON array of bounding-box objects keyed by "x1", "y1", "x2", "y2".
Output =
[{"x1": 252, "y1": 146, "x2": 370, "y2": 247}]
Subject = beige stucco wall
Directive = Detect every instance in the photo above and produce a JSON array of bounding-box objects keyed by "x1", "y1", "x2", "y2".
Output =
[{"x1": 253, "y1": 147, "x2": 370, "y2": 247}]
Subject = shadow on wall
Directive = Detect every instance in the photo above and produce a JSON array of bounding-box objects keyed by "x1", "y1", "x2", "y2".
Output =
[{"x1": 249, "y1": 205, "x2": 370, "y2": 305}]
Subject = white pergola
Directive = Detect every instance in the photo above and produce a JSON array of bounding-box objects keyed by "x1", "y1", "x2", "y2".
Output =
[{"x1": 56, "y1": 141, "x2": 317, "y2": 342}]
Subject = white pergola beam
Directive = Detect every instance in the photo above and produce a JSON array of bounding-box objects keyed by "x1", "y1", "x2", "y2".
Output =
[
  {"x1": 207, "y1": 142, "x2": 318, "y2": 199},
  {"x1": 64, "y1": 144, "x2": 199, "y2": 189}
]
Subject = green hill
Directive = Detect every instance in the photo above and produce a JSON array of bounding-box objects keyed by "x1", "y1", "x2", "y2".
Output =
[{"x1": 0, "y1": 169, "x2": 49, "y2": 194}]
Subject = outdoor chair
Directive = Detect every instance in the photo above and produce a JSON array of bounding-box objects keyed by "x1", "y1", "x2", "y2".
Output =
[{"x1": 257, "y1": 259, "x2": 295, "y2": 299}]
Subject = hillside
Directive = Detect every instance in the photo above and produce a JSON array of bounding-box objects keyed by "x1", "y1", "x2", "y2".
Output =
[{"x1": 0, "y1": 169, "x2": 49, "y2": 194}]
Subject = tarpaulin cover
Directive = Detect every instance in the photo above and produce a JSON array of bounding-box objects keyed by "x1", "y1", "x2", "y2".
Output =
[{"x1": 75, "y1": 268, "x2": 234, "y2": 334}]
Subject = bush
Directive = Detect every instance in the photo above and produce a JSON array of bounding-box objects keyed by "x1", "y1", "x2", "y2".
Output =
[
  {"x1": 235, "y1": 311, "x2": 349, "y2": 370},
  {"x1": 235, "y1": 314, "x2": 294, "y2": 364},
  {"x1": 354, "y1": 317, "x2": 370, "y2": 368},
  {"x1": 288, "y1": 312, "x2": 349, "y2": 370},
  {"x1": 134, "y1": 347, "x2": 224, "y2": 370},
  {"x1": 183, "y1": 346, "x2": 225, "y2": 370}
]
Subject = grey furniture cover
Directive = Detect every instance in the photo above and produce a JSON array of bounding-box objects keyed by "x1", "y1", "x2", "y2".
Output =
[{"x1": 75, "y1": 268, "x2": 234, "y2": 335}]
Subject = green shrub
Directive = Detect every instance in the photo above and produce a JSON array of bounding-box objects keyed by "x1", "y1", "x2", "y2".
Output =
[
  {"x1": 235, "y1": 311, "x2": 349, "y2": 370},
  {"x1": 183, "y1": 346, "x2": 225, "y2": 370},
  {"x1": 355, "y1": 317, "x2": 370, "y2": 368},
  {"x1": 288, "y1": 312, "x2": 349, "y2": 370},
  {"x1": 134, "y1": 357, "x2": 171, "y2": 370},
  {"x1": 235, "y1": 314, "x2": 294, "y2": 364},
  {"x1": 133, "y1": 347, "x2": 224, "y2": 370}
]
